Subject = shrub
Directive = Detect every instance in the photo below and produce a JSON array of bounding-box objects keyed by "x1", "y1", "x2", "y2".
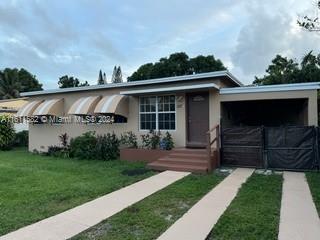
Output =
[
  {"x1": 14, "y1": 130, "x2": 28, "y2": 147},
  {"x1": 141, "y1": 130, "x2": 161, "y2": 149},
  {"x1": 120, "y1": 131, "x2": 138, "y2": 148},
  {"x1": 59, "y1": 133, "x2": 69, "y2": 148},
  {"x1": 47, "y1": 146, "x2": 64, "y2": 157},
  {"x1": 95, "y1": 132, "x2": 120, "y2": 160},
  {"x1": 0, "y1": 115, "x2": 15, "y2": 150},
  {"x1": 70, "y1": 131, "x2": 97, "y2": 160},
  {"x1": 160, "y1": 132, "x2": 174, "y2": 150}
]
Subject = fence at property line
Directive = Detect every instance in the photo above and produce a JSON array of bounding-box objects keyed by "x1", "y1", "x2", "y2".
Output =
[{"x1": 221, "y1": 126, "x2": 320, "y2": 170}]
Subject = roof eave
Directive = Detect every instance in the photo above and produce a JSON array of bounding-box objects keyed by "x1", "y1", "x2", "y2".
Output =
[{"x1": 21, "y1": 70, "x2": 241, "y2": 97}]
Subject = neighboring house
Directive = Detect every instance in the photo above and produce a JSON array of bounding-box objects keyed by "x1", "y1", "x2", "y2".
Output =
[
  {"x1": 0, "y1": 98, "x2": 29, "y2": 132},
  {"x1": 17, "y1": 70, "x2": 319, "y2": 170}
]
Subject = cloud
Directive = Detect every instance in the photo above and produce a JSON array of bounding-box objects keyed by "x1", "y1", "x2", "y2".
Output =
[
  {"x1": 0, "y1": 0, "x2": 319, "y2": 88},
  {"x1": 231, "y1": 0, "x2": 320, "y2": 83}
]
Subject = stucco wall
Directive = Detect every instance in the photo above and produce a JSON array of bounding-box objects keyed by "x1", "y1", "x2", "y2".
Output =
[
  {"x1": 28, "y1": 93, "x2": 187, "y2": 152},
  {"x1": 27, "y1": 77, "x2": 228, "y2": 152}
]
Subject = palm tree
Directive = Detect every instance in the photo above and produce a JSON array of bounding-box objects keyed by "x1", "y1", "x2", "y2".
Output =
[{"x1": 0, "y1": 69, "x2": 21, "y2": 99}]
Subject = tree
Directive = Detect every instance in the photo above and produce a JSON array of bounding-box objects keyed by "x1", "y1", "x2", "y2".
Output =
[
  {"x1": 0, "y1": 68, "x2": 42, "y2": 99},
  {"x1": 97, "y1": 70, "x2": 106, "y2": 85},
  {"x1": 0, "y1": 69, "x2": 21, "y2": 99},
  {"x1": 298, "y1": 1, "x2": 320, "y2": 31},
  {"x1": 128, "y1": 52, "x2": 226, "y2": 81},
  {"x1": 58, "y1": 75, "x2": 89, "y2": 88},
  {"x1": 112, "y1": 66, "x2": 123, "y2": 83},
  {"x1": 254, "y1": 52, "x2": 320, "y2": 85},
  {"x1": 18, "y1": 68, "x2": 42, "y2": 92}
]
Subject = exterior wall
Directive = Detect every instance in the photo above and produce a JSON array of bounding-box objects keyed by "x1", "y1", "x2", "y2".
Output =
[
  {"x1": 27, "y1": 77, "x2": 228, "y2": 152},
  {"x1": 28, "y1": 91, "x2": 187, "y2": 152},
  {"x1": 219, "y1": 89, "x2": 318, "y2": 126}
]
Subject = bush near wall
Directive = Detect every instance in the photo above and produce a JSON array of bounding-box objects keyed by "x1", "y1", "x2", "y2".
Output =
[
  {"x1": 69, "y1": 131, "x2": 120, "y2": 161},
  {"x1": 0, "y1": 115, "x2": 15, "y2": 150},
  {"x1": 14, "y1": 130, "x2": 28, "y2": 147}
]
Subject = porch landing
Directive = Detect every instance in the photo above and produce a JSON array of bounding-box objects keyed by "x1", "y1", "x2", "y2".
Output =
[{"x1": 147, "y1": 148, "x2": 212, "y2": 174}]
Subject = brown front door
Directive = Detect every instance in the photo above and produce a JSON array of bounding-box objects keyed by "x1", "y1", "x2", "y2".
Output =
[{"x1": 187, "y1": 92, "x2": 209, "y2": 147}]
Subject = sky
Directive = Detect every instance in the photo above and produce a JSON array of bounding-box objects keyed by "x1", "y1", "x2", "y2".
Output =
[{"x1": 0, "y1": 0, "x2": 319, "y2": 89}]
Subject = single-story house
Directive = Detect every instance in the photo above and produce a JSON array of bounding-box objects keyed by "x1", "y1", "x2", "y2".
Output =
[
  {"x1": 17, "y1": 71, "x2": 320, "y2": 172},
  {"x1": 0, "y1": 98, "x2": 28, "y2": 132}
]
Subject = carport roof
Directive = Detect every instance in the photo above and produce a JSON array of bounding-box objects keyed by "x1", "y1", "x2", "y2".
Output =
[{"x1": 220, "y1": 82, "x2": 320, "y2": 94}]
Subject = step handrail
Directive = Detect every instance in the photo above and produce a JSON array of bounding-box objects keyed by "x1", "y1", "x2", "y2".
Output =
[{"x1": 206, "y1": 124, "x2": 220, "y2": 171}]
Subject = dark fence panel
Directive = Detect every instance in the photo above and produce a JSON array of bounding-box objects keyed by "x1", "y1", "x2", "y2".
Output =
[
  {"x1": 221, "y1": 127, "x2": 264, "y2": 167},
  {"x1": 265, "y1": 126, "x2": 317, "y2": 170},
  {"x1": 221, "y1": 126, "x2": 319, "y2": 170}
]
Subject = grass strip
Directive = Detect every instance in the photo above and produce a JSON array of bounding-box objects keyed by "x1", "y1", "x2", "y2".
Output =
[
  {"x1": 0, "y1": 149, "x2": 154, "y2": 235},
  {"x1": 306, "y1": 172, "x2": 320, "y2": 216},
  {"x1": 208, "y1": 173, "x2": 283, "y2": 240},
  {"x1": 72, "y1": 173, "x2": 225, "y2": 240}
]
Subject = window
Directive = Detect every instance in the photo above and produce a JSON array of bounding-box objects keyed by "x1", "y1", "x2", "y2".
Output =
[{"x1": 139, "y1": 95, "x2": 176, "y2": 130}]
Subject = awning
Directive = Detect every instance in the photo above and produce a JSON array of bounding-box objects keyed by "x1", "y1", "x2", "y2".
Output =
[
  {"x1": 94, "y1": 95, "x2": 129, "y2": 118},
  {"x1": 16, "y1": 100, "x2": 43, "y2": 117},
  {"x1": 68, "y1": 96, "x2": 101, "y2": 115},
  {"x1": 33, "y1": 99, "x2": 64, "y2": 116}
]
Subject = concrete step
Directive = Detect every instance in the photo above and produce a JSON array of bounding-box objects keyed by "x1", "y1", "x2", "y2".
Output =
[
  {"x1": 172, "y1": 148, "x2": 207, "y2": 154},
  {"x1": 157, "y1": 157, "x2": 208, "y2": 167},
  {"x1": 168, "y1": 152, "x2": 208, "y2": 160},
  {"x1": 148, "y1": 161, "x2": 208, "y2": 174}
]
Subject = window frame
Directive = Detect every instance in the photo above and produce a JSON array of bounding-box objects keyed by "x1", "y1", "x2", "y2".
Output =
[{"x1": 139, "y1": 94, "x2": 176, "y2": 131}]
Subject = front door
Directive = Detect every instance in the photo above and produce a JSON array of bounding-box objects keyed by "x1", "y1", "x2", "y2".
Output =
[{"x1": 187, "y1": 92, "x2": 209, "y2": 147}]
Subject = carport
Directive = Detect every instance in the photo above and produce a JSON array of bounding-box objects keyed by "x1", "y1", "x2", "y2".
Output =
[{"x1": 218, "y1": 82, "x2": 320, "y2": 170}]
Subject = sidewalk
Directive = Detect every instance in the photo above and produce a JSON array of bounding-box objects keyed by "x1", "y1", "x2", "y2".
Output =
[
  {"x1": 157, "y1": 168, "x2": 254, "y2": 240},
  {"x1": 0, "y1": 171, "x2": 190, "y2": 240},
  {"x1": 278, "y1": 171, "x2": 320, "y2": 240}
]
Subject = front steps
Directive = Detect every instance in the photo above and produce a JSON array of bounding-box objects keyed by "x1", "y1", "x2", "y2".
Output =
[{"x1": 147, "y1": 148, "x2": 209, "y2": 173}]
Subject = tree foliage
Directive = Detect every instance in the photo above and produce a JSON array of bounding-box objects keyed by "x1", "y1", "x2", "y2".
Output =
[
  {"x1": 0, "y1": 115, "x2": 15, "y2": 150},
  {"x1": 97, "y1": 70, "x2": 106, "y2": 85},
  {"x1": 128, "y1": 52, "x2": 226, "y2": 81},
  {"x1": 298, "y1": 1, "x2": 320, "y2": 31},
  {"x1": 254, "y1": 52, "x2": 320, "y2": 85},
  {"x1": 0, "y1": 68, "x2": 42, "y2": 99},
  {"x1": 112, "y1": 66, "x2": 123, "y2": 83},
  {"x1": 58, "y1": 75, "x2": 89, "y2": 88}
]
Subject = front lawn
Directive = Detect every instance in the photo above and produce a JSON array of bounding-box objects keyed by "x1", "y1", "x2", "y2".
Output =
[
  {"x1": 306, "y1": 172, "x2": 320, "y2": 216},
  {"x1": 72, "y1": 173, "x2": 225, "y2": 240},
  {"x1": 0, "y1": 149, "x2": 154, "y2": 236},
  {"x1": 208, "y1": 173, "x2": 283, "y2": 240}
]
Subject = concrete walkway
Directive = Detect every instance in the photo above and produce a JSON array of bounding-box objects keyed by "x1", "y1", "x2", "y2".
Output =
[
  {"x1": 278, "y1": 172, "x2": 320, "y2": 240},
  {"x1": 0, "y1": 171, "x2": 190, "y2": 240},
  {"x1": 157, "y1": 168, "x2": 254, "y2": 240}
]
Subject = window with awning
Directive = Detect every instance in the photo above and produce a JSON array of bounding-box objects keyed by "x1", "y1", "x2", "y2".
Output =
[
  {"x1": 32, "y1": 99, "x2": 64, "y2": 116},
  {"x1": 68, "y1": 96, "x2": 101, "y2": 115},
  {"x1": 16, "y1": 100, "x2": 43, "y2": 117},
  {"x1": 94, "y1": 95, "x2": 128, "y2": 118}
]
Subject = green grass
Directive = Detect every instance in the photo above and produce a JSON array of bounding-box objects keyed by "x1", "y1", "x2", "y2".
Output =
[
  {"x1": 306, "y1": 172, "x2": 320, "y2": 216},
  {"x1": 0, "y1": 149, "x2": 154, "y2": 236},
  {"x1": 72, "y1": 173, "x2": 225, "y2": 240},
  {"x1": 208, "y1": 173, "x2": 283, "y2": 240}
]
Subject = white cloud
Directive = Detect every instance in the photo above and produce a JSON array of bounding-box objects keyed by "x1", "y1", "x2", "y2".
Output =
[{"x1": 0, "y1": 0, "x2": 319, "y2": 88}]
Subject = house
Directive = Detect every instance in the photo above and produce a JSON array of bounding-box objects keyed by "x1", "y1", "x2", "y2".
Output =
[
  {"x1": 0, "y1": 98, "x2": 29, "y2": 132},
  {"x1": 17, "y1": 71, "x2": 319, "y2": 171}
]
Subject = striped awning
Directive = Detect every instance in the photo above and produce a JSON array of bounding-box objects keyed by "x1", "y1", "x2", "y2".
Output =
[
  {"x1": 94, "y1": 95, "x2": 129, "y2": 118},
  {"x1": 68, "y1": 96, "x2": 101, "y2": 115},
  {"x1": 33, "y1": 99, "x2": 64, "y2": 116},
  {"x1": 16, "y1": 100, "x2": 43, "y2": 117}
]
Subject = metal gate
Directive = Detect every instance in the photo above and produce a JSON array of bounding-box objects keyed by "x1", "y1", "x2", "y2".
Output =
[
  {"x1": 221, "y1": 127, "x2": 264, "y2": 167},
  {"x1": 221, "y1": 126, "x2": 319, "y2": 170},
  {"x1": 265, "y1": 126, "x2": 318, "y2": 170}
]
